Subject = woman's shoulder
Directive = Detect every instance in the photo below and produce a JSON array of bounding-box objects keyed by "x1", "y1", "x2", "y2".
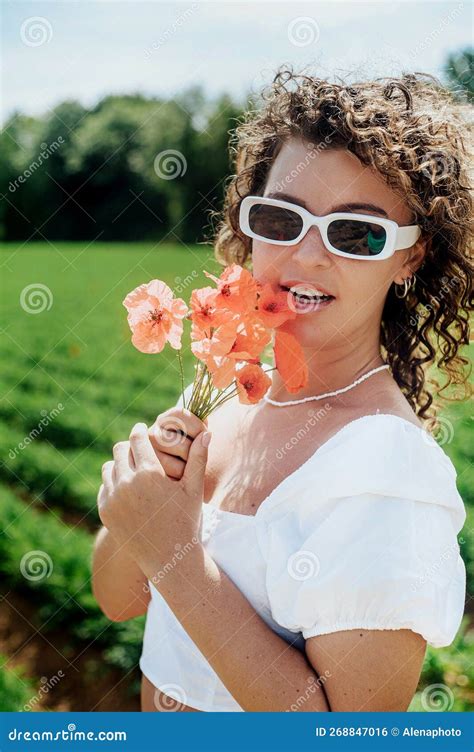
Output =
[
  {"x1": 315, "y1": 408, "x2": 459, "y2": 492},
  {"x1": 262, "y1": 404, "x2": 465, "y2": 532}
]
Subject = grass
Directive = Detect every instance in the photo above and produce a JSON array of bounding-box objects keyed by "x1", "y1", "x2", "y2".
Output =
[
  {"x1": 0, "y1": 655, "x2": 37, "y2": 711},
  {"x1": 0, "y1": 241, "x2": 472, "y2": 711}
]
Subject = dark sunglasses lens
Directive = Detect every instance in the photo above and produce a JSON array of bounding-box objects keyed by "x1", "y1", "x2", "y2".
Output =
[
  {"x1": 248, "y1": 203, "x2": 303, "y2": 242},
  {"x1": 327, "y1": 219, "x2": 387, "y2": 256}
]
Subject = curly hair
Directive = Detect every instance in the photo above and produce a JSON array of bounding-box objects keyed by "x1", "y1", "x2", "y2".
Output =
[{"x1": 211, "y1": 66, "x2": 473, "y2": 426}]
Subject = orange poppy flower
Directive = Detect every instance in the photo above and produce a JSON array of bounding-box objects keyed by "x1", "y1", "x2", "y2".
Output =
[
  {"x1": 190, "y1": 318, "x2": 238, "y2": 361},
  {"x1": 189, "y1": 286, "x2": 234, "y2": 334},
  {"x1": 273, "y1": 329, "x2": 309, "y2": 393},
  {"x1": 204, "y1": 355, "x2": 237, "y2": 389},
  {"x1": 235, "y1": 363, "x2": 272, "y2": 404},
  {"x1": 204, "y1": 263, "x2": 258, "y2": 313},
  {"x1": 256, "y1": 282, "x2": 297, "y2": 329},
  {"x1": 227, "y1": 315, "x2": 272, "y2": 361},
  {"x1": 123, "y1": 280, "x2": 188, "y2": 353}
]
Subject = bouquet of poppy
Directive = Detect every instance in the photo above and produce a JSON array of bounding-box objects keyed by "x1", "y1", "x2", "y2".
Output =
[{"x1": 122, "y1": 264, "x2": 309, "y2": 420}]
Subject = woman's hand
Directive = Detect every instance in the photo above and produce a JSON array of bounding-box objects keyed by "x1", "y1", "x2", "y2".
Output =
[
  {"x1": 147, "y1": 406, "x2": 208, "y2": 480},
  {"x1": 98, "y1": 416, "x2": 211, "y2": 576}
]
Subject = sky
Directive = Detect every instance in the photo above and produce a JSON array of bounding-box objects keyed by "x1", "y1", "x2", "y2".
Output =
[{"x1": 1, "y1": 0, "x2": 472, "y2": 123}]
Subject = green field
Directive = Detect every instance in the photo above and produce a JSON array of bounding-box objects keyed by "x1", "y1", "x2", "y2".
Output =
[{"x1": 1, "y1": 242, "x2": 472, "y2": 711}]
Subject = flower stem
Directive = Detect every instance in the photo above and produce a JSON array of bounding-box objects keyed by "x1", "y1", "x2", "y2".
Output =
[{"x1": 177, "y1": 349, "x2": 186, "y2": 409}]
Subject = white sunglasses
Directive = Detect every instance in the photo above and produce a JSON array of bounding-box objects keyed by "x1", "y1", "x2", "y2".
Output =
[{"x1": 239, "y1": 195, "x2": 421, "y2": 261}]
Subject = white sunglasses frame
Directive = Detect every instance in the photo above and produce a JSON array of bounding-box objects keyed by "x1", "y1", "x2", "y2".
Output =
[{"x1": 239, "y1": 195, "x2": 421, "y2": 261}]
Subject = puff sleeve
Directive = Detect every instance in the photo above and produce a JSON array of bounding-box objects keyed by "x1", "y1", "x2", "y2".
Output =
[{"x1": 261, "y1": 416, "x2": 466, "y2": 649}]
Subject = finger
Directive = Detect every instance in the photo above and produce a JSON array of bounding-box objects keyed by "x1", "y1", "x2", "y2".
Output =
[
  {"x1": 113, "y1": 440, "x2": 134, "y2": 481},
  {"x1": 101, "y1": 460, "x2": 114, "y2": 492},
  {"x1": 129, "y1": 422, "x2": 161, "y2": 468},
  {"x1": 182, "y1": 430, "x2": 211, "y2": 496},
  {"x1": 154, "y1": 449, "x2": 186, "y2": 480},
  {"x1": 154, "y1": 408, "x2": 208, "y2": 441},
  {"x1": 149, "y1": 424, "x2": 192, "y2": 462},
  {"x1": 97, "y1": 483, "x2": 106, "y2": 506}
]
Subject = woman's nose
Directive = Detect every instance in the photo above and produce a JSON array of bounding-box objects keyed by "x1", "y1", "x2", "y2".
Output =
[{"x1": 291, "y1": 225, "x2": 332, "y2": 268}]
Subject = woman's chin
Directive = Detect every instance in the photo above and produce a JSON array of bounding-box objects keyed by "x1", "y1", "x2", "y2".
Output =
[{"x1": 279, "y1": 314, "x2": 339, "y2": 346}]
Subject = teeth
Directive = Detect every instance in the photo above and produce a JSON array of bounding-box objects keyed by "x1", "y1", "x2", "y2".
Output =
[{"x1": 288, "y1": 285, "x2": 330, "y2": 298}]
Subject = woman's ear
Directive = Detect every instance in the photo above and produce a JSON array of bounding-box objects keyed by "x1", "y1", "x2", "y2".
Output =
[{"x1": 393, "y1": 238, "x2": 427, "y2": 284}]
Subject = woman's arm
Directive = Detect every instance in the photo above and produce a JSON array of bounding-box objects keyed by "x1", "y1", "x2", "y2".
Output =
[
  {"x1": 305, "y1": 629, "x2": 426, "y2": 711},
  {"x1": 92, "y1": 525, "x2": 150, "y2": 622},
  {"x1": 142, "y1": 544, "x2": 426, "y2": 712},
  {"x1": 92, "y1": 408, "x2": 207, "y2": 622},
  {"x1": 142, "y1": 544, "x2": 330, "y2": 712}
]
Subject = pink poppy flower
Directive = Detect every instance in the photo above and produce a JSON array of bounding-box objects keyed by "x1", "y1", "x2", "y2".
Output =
[{"x1": 123, "y1": 280, "x2": 188, "y2": 353}]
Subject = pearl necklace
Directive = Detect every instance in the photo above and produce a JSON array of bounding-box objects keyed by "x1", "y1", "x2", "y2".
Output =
[{"x1": 263, "y1": 364, "x2": 390, "y2": 406}]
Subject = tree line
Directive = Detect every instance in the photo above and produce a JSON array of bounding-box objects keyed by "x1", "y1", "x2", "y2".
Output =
[
  {"x1": 0, "y1": 86, "x2": 243, "y2": 243},
  {"x1": 0, "y1": 48, "x2": 471, "y2": 243}
]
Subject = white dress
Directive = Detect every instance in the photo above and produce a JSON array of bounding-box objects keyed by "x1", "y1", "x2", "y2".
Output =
[{"x1": 139, "y1": 382, "x2": 466, "y2": 712}]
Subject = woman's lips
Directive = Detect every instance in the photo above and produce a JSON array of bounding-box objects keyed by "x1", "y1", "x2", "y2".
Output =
[{"x1": 280, "y1": 284, "x2": 335, "y2": 314}]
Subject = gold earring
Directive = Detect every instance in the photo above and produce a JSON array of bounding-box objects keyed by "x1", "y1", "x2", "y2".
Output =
[{"x1": 394, "y1": 275, "x2": 416, "y2": 299}]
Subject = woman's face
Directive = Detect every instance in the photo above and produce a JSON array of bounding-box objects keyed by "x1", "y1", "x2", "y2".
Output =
[{"x1": 251, "y1": 139, "x2": 425, "y2": 350}]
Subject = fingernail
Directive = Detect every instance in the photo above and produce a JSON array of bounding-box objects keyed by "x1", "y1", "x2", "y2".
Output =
[{"x1": 201, "y1": 431, "x2": 212, "y2": 448}]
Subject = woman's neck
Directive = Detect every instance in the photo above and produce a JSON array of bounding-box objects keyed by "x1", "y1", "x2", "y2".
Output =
[{"x1": 267, "y1": 342, "x2": 387, "y2": 403}]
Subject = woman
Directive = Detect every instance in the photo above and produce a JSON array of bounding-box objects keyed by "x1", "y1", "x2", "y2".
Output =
[{"x1": 92, "y1": 68, "x2": 472, "y2": 712}]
